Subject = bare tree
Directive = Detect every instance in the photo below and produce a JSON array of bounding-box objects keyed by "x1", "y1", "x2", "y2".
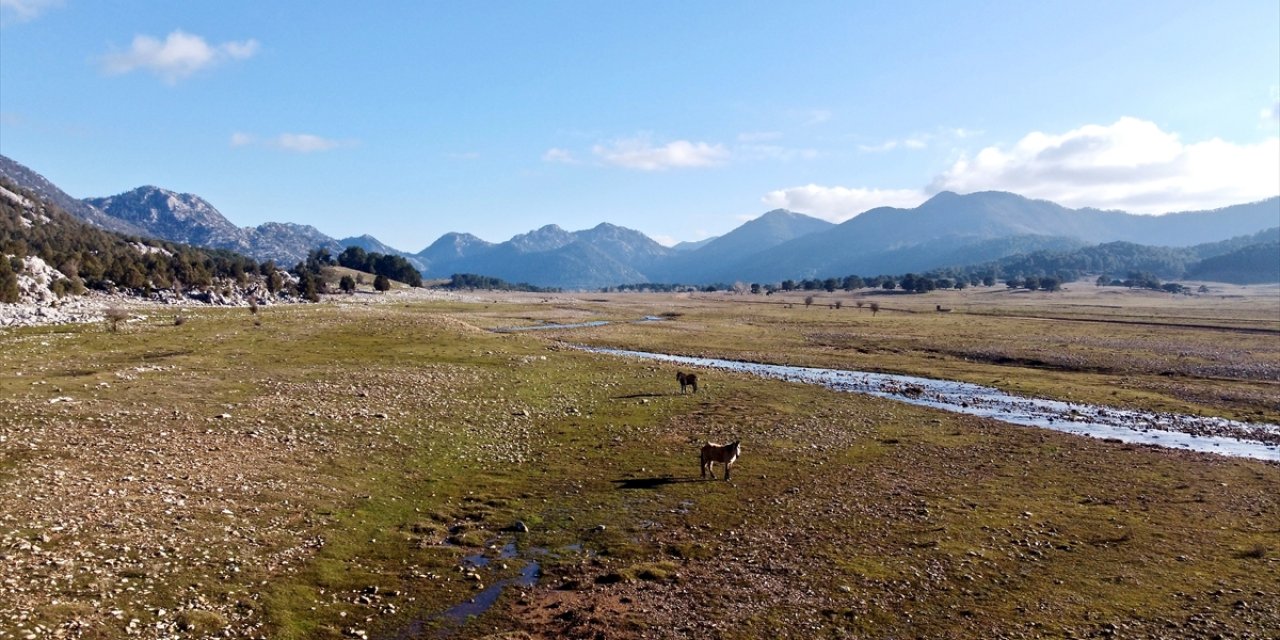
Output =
[{"x1": 869, "y1": 302, "x2": 880, "y2": 316}]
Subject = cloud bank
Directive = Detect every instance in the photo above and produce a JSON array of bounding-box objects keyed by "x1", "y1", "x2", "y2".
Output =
[
  {"x1": 762, "y1": 185, "x2": 927, "y2": 222},
  {"x1": 101, "y1": 30, "x2": 259, "y2": 83},
  {"x1": 766, "y1": 118, "x2": 1280, "y2": 220},
  {"x1": 929, "y1": 117, "x2": 1279, "y2": 213}
]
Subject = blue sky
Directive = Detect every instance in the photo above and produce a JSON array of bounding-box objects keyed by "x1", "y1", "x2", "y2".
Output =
[{"x1": 2, "y1": 1, "x2": 1277, "y2": 251}]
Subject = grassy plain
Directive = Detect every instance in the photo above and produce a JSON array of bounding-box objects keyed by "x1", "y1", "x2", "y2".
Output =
[{"x1": 0, "y1": 282, "x2": 1277, "y2": 639}]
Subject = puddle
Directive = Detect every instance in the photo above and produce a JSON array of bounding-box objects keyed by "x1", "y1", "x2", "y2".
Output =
[
  {"x1": 574, "y1": 346, "x2": 1280, "y2": 462},
  {"x1": 491, "y1": 316, "x2": 667, "y2": 332},
  {"x1": 434, "y1": 560, "x2": 540, "y2": 634},
  {"x1": 460, "y1": 541, "x2": 519, "y2": 569},
  {"x1": 493, "y1": 320, "x2": 609, "y2": 332},
  {"x1": 382, "y1": 541, "x2": 604, "y2": 639}
]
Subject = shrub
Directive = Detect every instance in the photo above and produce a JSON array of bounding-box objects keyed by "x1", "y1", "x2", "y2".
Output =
[{"x1": 104, "y1": 307, "x2": 130, "y2": 332}]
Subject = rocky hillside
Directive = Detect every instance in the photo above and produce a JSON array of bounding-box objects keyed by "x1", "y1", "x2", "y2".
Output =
[
  {"x1": 1, "y1": 155, "x2": 342, "y2": 266},
  {"x1": 1, "y1": 179, "x2": 306, "y2": 325}
]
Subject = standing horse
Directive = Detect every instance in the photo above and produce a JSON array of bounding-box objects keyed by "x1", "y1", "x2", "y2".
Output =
[
  {"x1": 700, "y1": 441, "x2": 741, "y2": 480},
  {"x1": 676, "y1": 371, "x2": 698, "y2": 394}
]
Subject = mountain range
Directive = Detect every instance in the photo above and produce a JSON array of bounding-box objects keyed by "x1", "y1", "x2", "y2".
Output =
[{"x1": 2, "y1": 153, "x2": 1277, "y2": 288}]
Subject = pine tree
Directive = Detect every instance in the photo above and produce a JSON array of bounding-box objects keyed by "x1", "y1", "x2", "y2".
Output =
[{"x1": 0, "y1": 257, "x2": 20, "y2": 303}]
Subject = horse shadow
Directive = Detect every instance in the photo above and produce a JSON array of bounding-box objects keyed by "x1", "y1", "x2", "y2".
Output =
[{"x1": 612, "y1": 476, "x2": 700, "y2": 490}]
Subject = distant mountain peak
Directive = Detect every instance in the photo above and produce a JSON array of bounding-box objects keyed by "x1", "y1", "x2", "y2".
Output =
[
  {"x1": 508, "y1": 224, "x2": 575, "y2": 253},
  {"x1": 758, "y1": 208, "x2": 800, "y2": 218}
]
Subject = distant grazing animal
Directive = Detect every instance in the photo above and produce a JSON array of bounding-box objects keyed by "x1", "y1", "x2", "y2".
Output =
[
  {"x1": 700, "y1": 441, "x2": 741, "y2": 480},
  {"x1": 676, "y1": 371, "x2": 698, "y2": 394}
]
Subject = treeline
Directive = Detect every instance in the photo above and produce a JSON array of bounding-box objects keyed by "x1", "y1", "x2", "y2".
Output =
[
  {"x1": 442, "y1": 273, "x2": 560, "y2": 292},
  {"x1": 609, "y1": 273, "x2": 998, "y2": 294},
  {"x1": 607, "y1": 228, "x2": 1280, "y2": 294},
  {"x1": 335, "y1": 246, "x2": 423, "y2": 287},
  {"x1": 1184, "y1": 241, "x2": 1280, "y2": 284},
  {"x1": 960, "y1": 229, "x2": 1279, "y2": 286},
  {"x1": 1, "y1": 180, "x2": 290, "y2": 303}
]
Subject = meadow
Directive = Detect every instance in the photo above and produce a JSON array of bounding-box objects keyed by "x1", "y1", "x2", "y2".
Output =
[{"x1": 0, "y1": 282, "x2": 1277, "y2": 639}]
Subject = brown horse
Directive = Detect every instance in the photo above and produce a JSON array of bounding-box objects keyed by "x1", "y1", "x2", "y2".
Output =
[
  {"x1": 676, "y1": 370, "x2": 698, "y2": 394},
  {"x1": 700, "y1": 441, "x2": 741, "y2": 480}
]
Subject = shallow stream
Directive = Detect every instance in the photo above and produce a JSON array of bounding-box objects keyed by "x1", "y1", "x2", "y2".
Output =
[{"x1": 574, "y1": 345, "x2": 1280, "y2": 462}]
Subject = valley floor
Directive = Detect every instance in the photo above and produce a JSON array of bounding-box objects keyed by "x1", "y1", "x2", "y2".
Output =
[{"x1": 0, "y1": 283, "x2": 1277, "y2": 639}]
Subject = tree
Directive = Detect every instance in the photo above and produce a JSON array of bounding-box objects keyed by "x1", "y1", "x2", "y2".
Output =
[
  {"x1": 0, "y1": 258, "x2": 19, "y2": 303},
  {"x1": 374, "y1": 274, "x2": 391, "y2": 293},
  {"x1": 804, "y1": 295, "x2": 815, "y2": 307},
  {"x1": 340, "y1": 274, "x2": 356, "y2": 294},
  {"x1": 869, "y1": 302, "x2": 880, "y2": 316},
  {"x1": 338, "y1": 246, "x2": 370, "y2": 271},
  {"x1": 296, "y1": 270, "x2": 320, "y2": 302}
]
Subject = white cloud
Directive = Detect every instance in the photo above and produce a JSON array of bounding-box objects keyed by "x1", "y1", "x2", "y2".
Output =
[
  {"x1": 231, "y1": 132, "x2": 353, "y2": 153},
  {"x1": 858, "y1": 127, "x2": 978, "y2": 153},
  {"x1": 0, "y1": 0, "x2": 61, "y2": 22},
  {"x1": 859, "y1": 135, "x2": 927, "y2": 153},
  {"x1": 762, "y1": 184, "x2": 928, "y2": 222},
  {"x1": 929, "y1": 116, "x2": 1280, "y2": 213},
  {"x1": 593, "y1": 135, "x2": 729, "y2": 171},
  {"x1": 542, "y1": 147, "x2": 576, "y2": 164},
  {"x1": 101, "y1": 30, "x2": 259, "y2": 83},
  {"x1": 271, "y1": 133, "x2": 345, "y2": 153}
]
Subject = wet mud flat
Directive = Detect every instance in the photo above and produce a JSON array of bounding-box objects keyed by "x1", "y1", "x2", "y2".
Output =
[{"x1": 575, "y1": 346, "x2": 1280, "y2": 462}]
